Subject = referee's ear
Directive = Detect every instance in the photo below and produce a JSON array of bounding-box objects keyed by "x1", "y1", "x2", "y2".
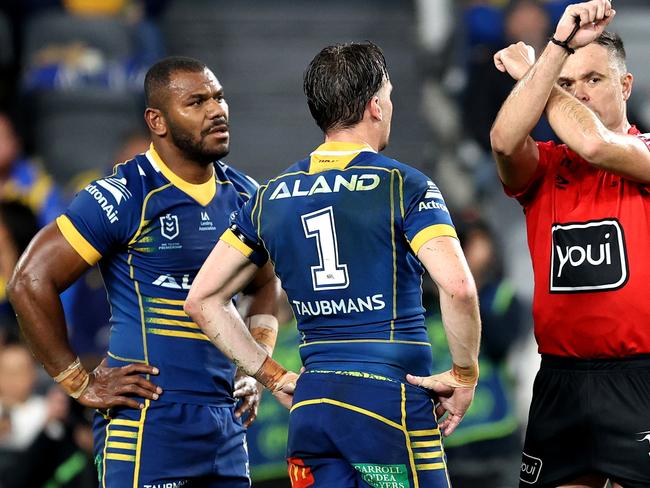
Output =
[
  {"x1": 621, "y1": 72, "x2": 633, "y2": 102},
  {"x1": 145, "y1": 107, "x2": 167, "y2": 137}
]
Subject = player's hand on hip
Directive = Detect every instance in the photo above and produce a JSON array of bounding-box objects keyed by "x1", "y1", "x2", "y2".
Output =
[
  {"x1": 406, "y1": 371, "x2": 476, "y2": 437},
  {"x1": 78, "y1": 359, "x2": 162, "y2": 410},
  {"x1": 271, "y1": 370, "x2": 300, "y2": 410},
  {"x1": 554, "y1": 0, "x2": 615, "y2": 50},
  {"x1": 494, "y1": 42, "x2": 535, "y2": 81},
  {"x1": 233, "y1": 373, "x2": 261, "y2": 428}
]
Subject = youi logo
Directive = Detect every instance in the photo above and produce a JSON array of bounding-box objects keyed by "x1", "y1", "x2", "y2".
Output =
[
  {"x1": 520, "y1": 452, "x2": 543, "y2": 484},
  {"x1": 550, "y1": 219, "x2": 628, "y2": 293}
]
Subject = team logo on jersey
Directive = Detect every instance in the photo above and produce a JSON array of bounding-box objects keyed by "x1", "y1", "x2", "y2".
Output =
[
  {"x1": 96, "y1": 177, "x2": 131, "y2": 204},
  {"x1": 520, "y1": 452, "x2": 542, "y2": 484},
  {"x1": 637, "y1": 431, "x2": 650, "y2": 456},
  {"x1": 550, "y1": 219, "x2": 628, "y2": 293},
  {"x1": 160, "y1": 214, "x2": 180, "y2": 240}
]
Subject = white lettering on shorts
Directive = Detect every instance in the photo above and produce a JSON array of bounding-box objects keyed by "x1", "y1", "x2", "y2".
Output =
[{"x1": 520, "y1": 452, "x2": 543, "y2": 485}]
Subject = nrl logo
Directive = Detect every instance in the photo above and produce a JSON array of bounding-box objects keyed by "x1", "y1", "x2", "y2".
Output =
[{"x1": 160, "y1": 214, "x2": 180, "y2": 240}]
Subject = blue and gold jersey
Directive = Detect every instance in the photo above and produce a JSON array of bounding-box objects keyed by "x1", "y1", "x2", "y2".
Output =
[
  {"x1": 57, "y1": 145, "x2": 258, "y2": 405},
  {"x1": 226, "y1": 142, "x2": 456, "y2": 380}
]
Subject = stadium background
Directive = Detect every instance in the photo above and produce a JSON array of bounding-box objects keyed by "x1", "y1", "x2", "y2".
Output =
[{"x1": 0, "y1": 0, "x2": 647, "y2": 486}]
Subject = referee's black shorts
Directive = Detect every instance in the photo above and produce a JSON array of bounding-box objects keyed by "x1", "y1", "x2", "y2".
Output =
[{"x1": 519, "y1": 354, "x2": 650, "y2": 487}]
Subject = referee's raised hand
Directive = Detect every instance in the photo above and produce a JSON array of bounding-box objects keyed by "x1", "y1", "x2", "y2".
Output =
[
  {"x1": 78, "y1": 359, "x2": 162, "y2": 410},
  {"x1": 554, "y1": 0, "x2": 615, "y2": 50}
]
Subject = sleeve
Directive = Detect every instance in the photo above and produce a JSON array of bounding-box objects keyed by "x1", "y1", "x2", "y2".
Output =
[
  {"x1": 219, "y1": 190, "x2": 269, "y2": 267},
  {"x1": 56, "y1": 172, "x2": 141, "y2": 265},
  {"x1": 223, "y1": 163, "x2": 260, "y2": 202},
  {"x1": 503, "y1": 140, "x2": 563, "y2": 206},
  {"x1": 401, "y1": 168, "x2": 457, "y2": 255}
]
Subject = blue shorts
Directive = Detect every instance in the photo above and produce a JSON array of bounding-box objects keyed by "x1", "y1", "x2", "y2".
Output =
[
  {"x1": 93, "y1": 400, "x2": 250, "y2": 487},
  {"x1": 287, "y1": 371, "x2": 451, "y2": 488}
]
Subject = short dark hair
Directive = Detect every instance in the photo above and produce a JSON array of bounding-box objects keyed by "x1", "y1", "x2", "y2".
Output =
[
  {"x1": 594, "y1": 31, "x2": 626, "y2": 72},
  {"x1": 303, "y1": 41, "x2": 389, "y2": 133},
  {"x1": 144, "y1": 56, "x2": 208, "y2": 109}
]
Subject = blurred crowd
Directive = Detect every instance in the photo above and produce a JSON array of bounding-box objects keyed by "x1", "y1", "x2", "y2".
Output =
[{"x1": 0, "y1": 0, "x2": 647, "y2": 487}]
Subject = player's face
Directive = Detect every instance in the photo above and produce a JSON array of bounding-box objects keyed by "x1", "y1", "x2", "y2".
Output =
[
  {"x1": 558, "y1": 43, "x2": 632, "y2": 132},
  {"x1": 377, "y1": 79, "x2": 393, "y2": 151},
  {"x1": 163, "y1": 68, "x2": 230, "y2": 164}
]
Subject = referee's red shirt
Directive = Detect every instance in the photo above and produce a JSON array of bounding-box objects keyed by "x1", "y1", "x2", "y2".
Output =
[{"x1": 507, "y1": 127, "x2": 650, "y2": 358}]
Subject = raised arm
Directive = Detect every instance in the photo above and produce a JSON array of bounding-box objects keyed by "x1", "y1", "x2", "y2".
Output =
[
  {"x1": 407, "y1": 235, "x2": 481, "y2": 435},
  {"x1": 490, "y1": 0, "x2": 615, "y2": 191},
  {"x1": 545, "y1": 85, "x2": 650, "y2": 182},
  {"x1": 7, "y1": 223, "x2": 161, "y2": 409}
]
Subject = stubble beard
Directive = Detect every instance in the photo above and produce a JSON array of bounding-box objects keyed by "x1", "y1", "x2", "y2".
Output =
[{"x1": 167, "y1": 119, "x2": 230, "y2": 166}]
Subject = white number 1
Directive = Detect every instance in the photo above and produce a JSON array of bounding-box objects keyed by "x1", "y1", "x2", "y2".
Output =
[{"x1": 301, "y1": 206, "x2": 350, "y2": 291}]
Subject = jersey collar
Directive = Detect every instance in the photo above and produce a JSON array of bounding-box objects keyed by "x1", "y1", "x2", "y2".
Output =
[
  {"x1": 308, "y1": 141, "x2": 376, "y2": 174},
  {"x1": 146, "y1": 144, "x2": 216, "y2": 206}
]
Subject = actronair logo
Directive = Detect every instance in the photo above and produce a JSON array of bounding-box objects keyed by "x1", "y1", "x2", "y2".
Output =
[
  {"x1": 84, "y1": 184, "x2": 119, "y2": 223},
  {"x1": 96, "y1": 177, "x2": 131, "y2": 204},
  {"x1": 550, "y1": 219, "x2": 628, "y2": 293}
]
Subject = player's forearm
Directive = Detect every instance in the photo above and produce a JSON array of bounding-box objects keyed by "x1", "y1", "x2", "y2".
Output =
[
  {"x1": 244, "y1": 267, "x2": 281, "y2": 355},
  {"x1": 491, "y1": 42, "x2": 569, "y2": 156},
  {"x1": 7, "y1": 271, "x2": 76, "y2": 376},
  {"x1": 188, "y1": 295, "x2": 268, "y2": 375},
  {"x1": 439, "y1": 289, "x2": 481, "y2": 369}
]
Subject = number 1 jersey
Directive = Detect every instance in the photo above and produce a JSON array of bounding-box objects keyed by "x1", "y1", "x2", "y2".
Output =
[{"x1": 225, "y1": 142, "x2": 456, "y2": 379}]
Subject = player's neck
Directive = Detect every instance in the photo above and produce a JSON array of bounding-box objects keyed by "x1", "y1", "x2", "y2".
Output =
[
  {"x1": 325, "y1": 126, "x2": 379, "y2": 152},
  {"x1": 152, "y1": 142, "x2": 214, "y2": 184}
]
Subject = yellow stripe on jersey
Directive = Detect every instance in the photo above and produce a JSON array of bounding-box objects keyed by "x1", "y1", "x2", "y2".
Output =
[
  {"x1": 145, "y1": 318, "x2": 200, "y2": 329},
  {"x1": 412, "y1": 440, "x2": 441, "y2": 448},
  {"x1": 56, "y1": 215, "x2": 102, "y2": 265},
  {"x1": 106, "y1": 441, "x2": 137, "y2": 450},
  {"x1": 413, "y1": 451, "x2": 443, "y2": 459},
  {"x1": 308, "y1": 141, "x2": 376, "y2": 174},
  {"x1": 148, "y1": 144, "x2": 216, "y2": 206},
  {"x1": 105, "y1": 453, "x2": 136, "y2": 462},
  {"x1": 145, "y1": 297, "x2": 185, "y2": 306},
  {"x1": 107, "y1": 429, "x2": 138, "y2": 439},
  {"x1": 415, "y1": 463, "x2": 446, "y2": 471},
  {"x1": 409, "y1": 224, "x2": 458, "y2": 255},
  {"x1": 145, "y1": 307, "x2": 188, "y2": 317},
  {"x1": 111, "y1": 419, "x2": 140, "y2": 428},
  {"x1": 220, "y1": 228, "x2": 254, "y2": 257},
  {"x1": 146, "y1": 328, "x2": 210, "y2": 341},
  {"x1": 408, "y1": 428, "x2": 441, "y2": 437}
]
